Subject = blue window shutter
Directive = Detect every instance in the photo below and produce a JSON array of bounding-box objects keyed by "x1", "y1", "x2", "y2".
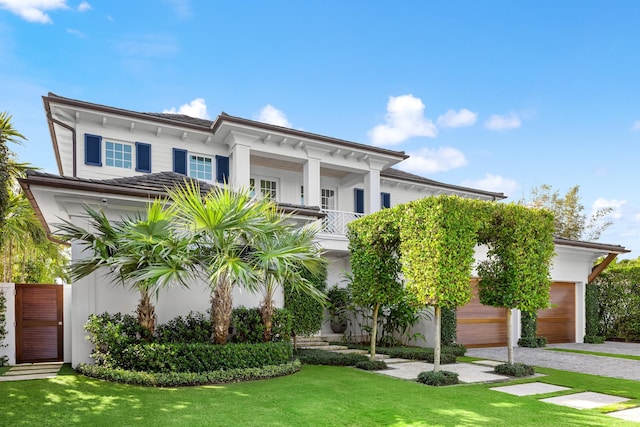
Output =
[
  {"x1": 173, "y1": 148, "x2": 187, "y2": 175},
  {"x1": 135, "y1": 142, "x2": 152, "y2": 173},
  {"x1": 215, "y1": 155, "x2": 229, "y2": 183},
  {"x1": 354, "y1": 188, "x2": 365, "y2": 214},
  {"x1": 381, "y1": 192, "x2": 391, "y2": 209},
  {"x1": 84, "y1": 134, "x2": 102, "y2": 166}
]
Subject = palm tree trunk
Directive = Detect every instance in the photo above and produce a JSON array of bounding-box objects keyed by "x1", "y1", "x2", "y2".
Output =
[
  {"x1": 211, "y1": 276, "x2": 233, "y2": 344},
  {"x1": 137, "y1": 290, "x2": 156, "y2": 337},
  {"x1": 261, "y1": 295, "x2": 274, "y2": 342},
  {"x1": 434, "y1": 306, "x2": 441, "y2": 372},
  {"x1": 370, "y1": 303, "x2": 381, "y2": 361}
]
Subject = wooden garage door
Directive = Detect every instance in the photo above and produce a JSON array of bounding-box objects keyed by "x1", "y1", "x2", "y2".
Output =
[
  {"x1": 15, "y1": 283, "x2": 63, "y2": 364},
  {"x1": 457, "y1": 279, "x2": 507, "y2": 348},
  {"x1": 537, "y1": 281, "x2": 575, "y2": 343}
]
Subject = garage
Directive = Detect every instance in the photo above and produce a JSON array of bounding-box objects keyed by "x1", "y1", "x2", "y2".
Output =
[
  {"x1": 536, "y1": 281, "x2": 576, "y2": 343},
  {"x1": 456, "y1": 279, "x2": 508, "y2": 348}
]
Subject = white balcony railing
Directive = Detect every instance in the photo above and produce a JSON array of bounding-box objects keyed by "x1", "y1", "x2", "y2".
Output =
[{"x1": 320, "y1": 209, "x2": 363, "y2": 235}]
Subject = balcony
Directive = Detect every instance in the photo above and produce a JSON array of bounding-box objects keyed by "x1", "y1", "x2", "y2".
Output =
[{"x1": 320, "y1": 209, "x2": 363, "y2": 236}]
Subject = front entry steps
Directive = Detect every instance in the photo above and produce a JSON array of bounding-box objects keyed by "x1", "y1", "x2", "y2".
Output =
[{"x1": 296, "y1": 337, "x2": 390, "y2": 359}]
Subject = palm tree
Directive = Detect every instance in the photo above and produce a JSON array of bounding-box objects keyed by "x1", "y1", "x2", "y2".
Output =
[
  {"x1": 0, "y1": 111, "x2": 27, "y2": 237},
  {"x1": 167, "y1": 180, "x2": 276, "y2": 344},
  {"x1": 56, "y1": 200, "x2": 197, "y2": 335},
  {"x1": 250, "y1": 221, "x2": 326, "y2": 342}
]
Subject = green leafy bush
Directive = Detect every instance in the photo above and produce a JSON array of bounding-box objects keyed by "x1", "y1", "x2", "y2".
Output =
[
  {"x1": 295, "y1": 348, "x2": 368, "y2": 366},
  {"x1": 518, "y1": 311, "x2": 547, "y2": 348},
  {"x1": 377, "y1": 347, "x2": 457, "y2": 364},
  {"x1": 0, "y1": 290, "x2": 8, "y2": 366},
  {"x1": 77, "y1": 360, "x2": 301, "y2": 387},
  {"x1": 440, "y1": 307, "x2": 457, "y2": 346},
  {"x1": 285, "y1": 264, "x2": 327, "y2": 337},
  {"x1": 595, "y1": 267, "x2": 640, "y2": 339},
  {"x1": 614, "y1": 314, "x2": 640, "y2": 342},
  {"x1": 355, "y1": 360, "x2": 388, "y2": 371},
  {"x1": 443, "y1": 344, "x2": 467, "y2": 357},
  {"x1": 494, "y1": 363, "x2": 534, "y2": 377},
  {"x1": 417, "y1": 370, "x2": 459, "y2": 386},
  {"x1": 584, "y1": 335, "x2": 606, "y2": 344},
  {"x1": 117, "y1": 341, "x2": 293, "y2": 373},
  {"x1": 84, "y1": 312, "x2": 149, "y2": 367},
  {"x1": 155, "y1": 311, "x2": 211, "y2": 343},
  {"x1": 231, "y1": 307, "x2": 292, "y2": 343}
]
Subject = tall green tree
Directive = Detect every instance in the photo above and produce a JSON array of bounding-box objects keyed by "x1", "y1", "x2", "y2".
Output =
[
  {"x1": 251, "y1": 221, "x2": 326, "y2": 342},
  {"x1": 521, "y1": 184, "x2": 613, "y2": 240},
  {"x1": 167, "y1": 181, "x2": 277, "y2": 344},
  {"x1": 0, "y1": 112, "x2": 26, "y2": 238},
  {"x1": 56, "y1": 200, "x2": 197, "y2": 335}
]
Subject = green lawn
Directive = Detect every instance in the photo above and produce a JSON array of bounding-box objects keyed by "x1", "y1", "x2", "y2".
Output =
[
  {"x1": 546, "y1": 348, "x2": 640, "y2": 361},
  {"x1": 1, "y1": 364, "x2": 639, "y2": 426}
]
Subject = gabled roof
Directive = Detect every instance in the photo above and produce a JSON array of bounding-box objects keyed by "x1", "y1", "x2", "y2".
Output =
[{"x1": 381, "y1": 168, "x2": 506, "y2": 200}]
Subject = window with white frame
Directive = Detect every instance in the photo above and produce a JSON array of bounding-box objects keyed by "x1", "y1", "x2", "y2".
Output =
[
  {"x1": 105, "y1": 141, "x2": 132, "y2": 169},
  {"x1": 250, "y1": 177, "x2": 278, "y2": 200},
  {"x1": 321, "y1": 188, "x2": 335, "y2": 210},
  {"x1": 189, "y1": 154, "x2": 213, "y2": 181}
]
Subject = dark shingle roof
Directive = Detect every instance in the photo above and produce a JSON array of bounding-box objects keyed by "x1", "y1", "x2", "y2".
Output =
[{"x1": 142, "y1": 112, "x2": 214, "y2": 128}]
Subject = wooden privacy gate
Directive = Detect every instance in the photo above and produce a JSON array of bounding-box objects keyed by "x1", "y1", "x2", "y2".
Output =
[{"x1": 15, "y1": 283, "x2": 63, "y2": 363}]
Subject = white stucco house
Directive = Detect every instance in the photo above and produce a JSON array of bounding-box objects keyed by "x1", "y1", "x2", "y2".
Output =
[{"x1": 15, "y1": 93, "x2": 628, "y2": 367}]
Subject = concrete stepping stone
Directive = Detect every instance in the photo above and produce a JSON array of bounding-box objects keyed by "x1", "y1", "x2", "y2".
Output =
[
  {"x1": 490, "y1": 382, "x2": 571, "y2": 396},
  {"x1": 607, "y1": 407, "x2": 640, "y2": 423},
  {"x1": 540, "y1": 392, "x2": 630, "y2": 410},
  {"x1": 472, "y1": 360, "x2": 504, "y2": 367},
  {"x1": 444, "y1": 363, "x2": 510, "y2": 383}
]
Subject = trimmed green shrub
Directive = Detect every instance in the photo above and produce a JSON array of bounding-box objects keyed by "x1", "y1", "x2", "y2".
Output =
[
  {"x1": 355, "y1": 360, "x2": 388, "y2": 371},
  {"x1": 117, "y1": 341, "x2": 293, "y2": 373},
  {"x1": 155, "y1": 311, "x2": 211, "y2": 343},
  {"x1": 518, "y1": 336, "x2": 547, "y2": 348},
  {"x1": 417, "y1": 370, "x2": 459, "y2": 386},
  {"x1": 595, "y1": 266, "x2": 640, "y2": 339},
  {"x1": 231, "y1": 307, "x2": 293, "y2": 343},
  {"x1": 295, "y1": 348, "x2": 368, "y2": 366},
  {"x1": 77, "y1": 360, "x2": 301, "y2": 387},
  {"x1": 84, "y1": 312, "x2": 149, "y2": 367},
  {"x1": 518, "y1": 311, "x2": 547, "y2": 348},
  {"x1": 376, "y1": 347, "x2": 457, "y2": 364},
  {"x1": 584, "y1": 335, "x2": 606, "y2": 344},
  {"x1": 285, "y1": 264, "x2": 327, "y2": 337},
  {"x1": 443, "y1": 344, "x2": 467, "y2": 357},
  {"x1": 440, "y1": 307, "x2": 457, "y2": 346},
  {"x1": 494, "y1": 363, "x2": 535, "y2": 377}
]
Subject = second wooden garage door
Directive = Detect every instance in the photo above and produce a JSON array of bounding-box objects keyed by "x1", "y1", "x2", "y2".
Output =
[
  {"x1": 456, "y1": 279, "x2": 507, "y2": 348},
  {"x1": 537, "y1": 281, "x2": 575, "y2": 343}
]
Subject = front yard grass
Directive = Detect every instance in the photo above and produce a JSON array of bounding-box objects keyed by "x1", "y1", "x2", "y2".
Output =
[
  {"x1": 1, "y1": 364, "x2": 639, "y2": 426},
  {"x1": 545, "y1": 348, "x2": 640, "y2": 361}
]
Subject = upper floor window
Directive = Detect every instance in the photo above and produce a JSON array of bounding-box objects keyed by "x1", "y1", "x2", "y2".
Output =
[
  {"x1": 189, "y1": 154, "x2": 213, "y2": 180},
  {"x1": 250, "y1": 177, "x2": 278, "y2": 200},
  {"x1": 105, "y1": 141, "x2": 132, "y2": 169},
  {"x1": 321, "y1": 189, "x2": 336, "y2": 210}
]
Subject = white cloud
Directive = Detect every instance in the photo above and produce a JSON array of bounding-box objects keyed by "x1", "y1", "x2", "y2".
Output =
[
  {"x1": 436, "y1": 108, "x2": 477, "y2": 128},
  {"x1": 632, "y1": 120, "x2": 640, "y2": 131},
  {"x1": 368, "y1": 94, "x2": 437, "y2": 146},
  {"x1": 484, "y1": 112, "x2": 522, "y2": 131},
  {"x1": 163, "y1": 98, "x2": 210, "y2": 119},
  {"x1": 257, "y1": 104, "x2": 292, "y2": 128},
  {"x1": 592, "y1": 198, "x2": 627, "y2": 220},
  {"x1": 461, "y1": 173, "x2": 518, "y2": 195},
  {"x1": 66, "y1": 28, "x2": 86, "y2": 38},
  {"x1": 397, "y1": 147, "x2": 467, "y2": 174},
  {"x1": 163, "y1": 0, "x2": 192, "y2": 19},
  {"x1": 77, "y1": 1, "x2": 90, "y2": 12},
  {"x1": 0, "y1": 0, "x2": 69, "y2": 23}
]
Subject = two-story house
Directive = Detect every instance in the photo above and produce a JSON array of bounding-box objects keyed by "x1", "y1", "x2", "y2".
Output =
[{"x1": 19, "y1": 93, "x2": 628, "y2": 366}]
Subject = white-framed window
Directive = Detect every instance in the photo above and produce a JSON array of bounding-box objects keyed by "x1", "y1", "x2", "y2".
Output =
[
  {"x1": 189, "y1": 154, "x2": 213, "y2": 181},
  {"x1": 250, "y1": 177, "x2": 278, "y2": 201},
  {"x1": 105, "y1": 141, "x2": 132, "y2": 169},
  {"x1": 321, "y1": 188, "x2": 336, "y2": 210}
]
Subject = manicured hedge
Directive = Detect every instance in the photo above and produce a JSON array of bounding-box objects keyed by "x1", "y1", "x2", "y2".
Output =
[
  {"x1": 117, "y1": 342, "x2": 293, "y2": 373},
  {"x1": 295, "y1": 349, "x2": 368, "y2": 366},
  {"x1": 417, "y1": 370, "x2": 459, "y2": 386},
  {"x1": 494, "y1": 363, "x2": 534, "y2": 377},
  {"x1": 77, "y1": 360, "x2": 301, "y2": 387}
]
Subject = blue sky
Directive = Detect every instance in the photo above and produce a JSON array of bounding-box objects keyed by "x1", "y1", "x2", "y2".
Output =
[{"x1": 1, "y1": 1, "x2": 640, "y2": 257}]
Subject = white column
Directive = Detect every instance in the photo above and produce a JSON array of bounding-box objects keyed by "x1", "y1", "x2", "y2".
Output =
[
  {"x1": 230, "y1": 143, "x2": 251, "y2": 190},
  {"x1": 364, "y1": 168, "x2": 380, "y2": 214},
  {"x1": 303, "y1": 157, "x2": 321, "y2": 207}
]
